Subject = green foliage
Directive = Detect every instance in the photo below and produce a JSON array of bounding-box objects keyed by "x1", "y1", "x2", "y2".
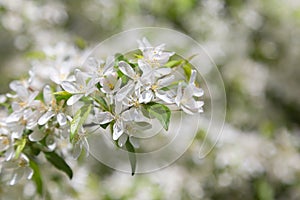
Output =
[
  {"x1": 125, "y1": 138, "x2": 136, "y2": 176},
  {"x1": 15, "y1": 138, "x2": 26, "y2": 159},
  {"x1": 54, "y1": 91, "x2": 72, "y2": 102},
  {"x1": 164, "y1": 59, "x2": 184, "y2": 68},
  {"x1": 44, "y1": 151, "x2": 73, "y2": 179},
  {"x1": 25, "y1": 51, "x2": 46, "y2": 60},
  {"x1": 70, "y1": 104, "x2": 92, "y2": 141},
  {"x1": 142, "y1": 102, "x2": 171, "y2": 131},
  {"x1": 255, "y1": 179, "x2": 274, "y2": 200},
  {"x1": 29, "y1": 160, "x2": 44, "y2": 196}
]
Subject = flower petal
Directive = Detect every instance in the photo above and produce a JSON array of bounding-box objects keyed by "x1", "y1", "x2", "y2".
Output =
[
  {"x1": 94, "y1": 112, "x2": 114, "y2": 124},
  {"x1": 116, "y1": 81, "x2": 134, "y2": 101},
  {"x1": 140, "y1": 90, "x2": 153, "y2": 104},
  {"x1": 157, "y1": 75, "x2": 175, "y2": 87},
  {"x1": 38, "y1": 111, "x2": 55, "y2": 125},
  {"x1": 9, "y1": 168, "x2": 24, "y2": 185},
  {"x1": 43, "y1": 85, "x2": 52, "y2": 105},
  {"x1": 57, "y1": 113, "x2": 67, "y2": 126},
  {"x1": 72, "y1": 141, "x2": 82, "y2": 160},
  {"x1": 67, "y1": 94, "x2": 84, "y2": 106},
  {"x1": 61, "y1": 81, "x2": 78, "y2": 93},
  {"x1": 29, "y1": 129, "x2": 46, "y2": 142},
  {"x1": 155, "y1": 67, "x2": 172, "y2": 77},
  {"x1": 118, "y1": 133, "x2": 128, "y2": 147},
  {"x1": 138, "y1": 60, "x2": 151, "y2": 74},
  {"x1": 113, "y1": 121, "x2": 123, "y2": 140},
  {"x1": 129, "y1": 136, "x2": 139, "y2": 148},
  {"x1": 119, "y1": 61, "x2": 136, "y2": 79}
]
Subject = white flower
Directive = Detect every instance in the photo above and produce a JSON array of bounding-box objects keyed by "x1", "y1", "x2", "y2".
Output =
[
  {"x1": 175, "y1": 70, "x2": 204, "y2": 114},
  {"x1": 37, "y1": 85, "x2": 67, "y2": 127},
  {"x1": 49, "y1": 63, "x2": 75, "y2": 85},
  {"x1": 61, "y1": 69, "x2": 96, "y2": 106},
  {"x1": 7, "y1": 109, "x2": 40, "y2": 139},
  {"x1": 138, "y1": 37, "x2": 174, "y2": 67},
  {"x1": 72, "y1": 127, "x2": 89, "y2": 159},
  {"x1": 140, "y1": 74, "x2": 176, "y2": 104},
  {"x1": 99, "y1": 72, "x2": 122, "y2": 94},
  {"x1": 0, "y1": 124, "x2": 14, "y2": 161},
  {"x1": 2, "y1": 154, "x2": 33, "y2": 185},
  {"x1": 93, "y1": 100, "x2": 150, "y2": 141},
  {"x1": 84, "y1": 56, "x2": 114, "y2": 79},
  {"x1": 8, "y1": 81, "x2": 39, "y2": 114}
]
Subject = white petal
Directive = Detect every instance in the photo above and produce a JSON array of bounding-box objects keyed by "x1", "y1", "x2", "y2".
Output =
[
  {"x1": 72, "y1": 141, "x2": 82, "y2": 159},
  {"x1": 84, "y1": 57, "x2": 99, "y2": 70},
  {"x1": 192, "y1": 86, "x2": 204, "y2": 97},
  {"x1": 155, "y1": 67, "x2": 171, "y2": 76},
  {"x1": 116, "y1": 81, "x2": 134, "y2": 101},
  {"x1": 11, "y1": 102, "x2": 21, "y2": 112},
  {"x1": 129, "y1": 136, "x2": 139, "y2": 148},
  {"x1": 16, "y1": 85, "x2": 28, "y2": 99},
  {"x1": 104, "y1": 56, "x2": 115, "y2": 72},
  {"x1": 119, "y1": 61, "x2": 136, "y2": 79},
  {"x1": 113, "y1": 122, "x2": 123, "y2": 140},
  {"x1": 9, "y1": 168, "x2": 24, "y2": 185},
  {"x1": 115, "y1": 99, "x2": 123, "y2": 115},
  {"x1": 57, "y1": 113, "x2": 67, "y2": 126},
  {"x1": 0, "y1": 95, "x2": 6, "y2": 103},
  {"x1": 157, "y1": 75, "x2": 175, "y2": 87},
  {"x1": 29, "y1": 129, "x2": 46, "y2": 142},
  {"x1": 175, "y1": 82, "x2": 183, "y2": 106},
  {"x1": 24, "y1": 167, "x2": 34, "y2": 180},
  {"x1": 140, "y1": 90, "x2": 153, "y2": 103},
  {"x1": 43, "y1": 85, "x2": 52, "y2": 105},
  {"x1": 6, "y1": 111, "x2": 22, "y2": 123},
  {"x1": 5, "y1": 146, "x2": 15, "y2": 161},
  {"x1": 61, "y1": 81, "x2": 78, "y2": 93},
  {"x1": 156, "y1": 90, "x2": 174, "y2": 104},
  {"x1": 118, "y1": 133, "x2": 128, "y2": 147},
  {"x1": 45, "y1": 135, "x2": 56, "y2": 151},
  {"x1": 138, "y1": 60, "x2": 151, "y2": 74},
  {"x1": 27, "y1": 91, "x2": 39, "y2": 105},
  {"x1": 94, "y1": 112, "x2": 114, "y2": 124},
  {"x1": 189, "y1": 70, "x2": 197, "y2": 84},
  {"x1": 75, "y1": 70, "x2": 87, "y2": 87},
  {"x1": 180, "y1": 105, "x2": 195, "y2": 115},
  {"x1": 38, "y1": 111, "x2": 55, "y2": 125},
  {"x1": 67, "y1": 94, "x2": 84, "y2": 106}
]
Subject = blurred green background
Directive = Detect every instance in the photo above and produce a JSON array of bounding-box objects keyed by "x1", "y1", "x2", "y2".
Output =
[{"x1": 1, "y1": 0, "x2": 300, "y2": 199}]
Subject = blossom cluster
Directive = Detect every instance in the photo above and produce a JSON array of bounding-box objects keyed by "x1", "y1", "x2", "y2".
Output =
[{"x1": 0, "y1": 38, "x2": 204, "y2": 185}]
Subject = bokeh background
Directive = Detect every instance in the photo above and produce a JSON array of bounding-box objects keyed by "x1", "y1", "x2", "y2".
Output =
[{"x1": 1, "y1": 0, "x2": 300, "y2": 199}]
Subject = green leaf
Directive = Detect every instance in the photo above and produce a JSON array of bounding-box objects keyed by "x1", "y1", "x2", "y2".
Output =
[
  {"x1": 44, "y1": 151, "x2": 73, "y2": 179},
  {"x1": 74, "y1": 37, "x2": 86, "y2": 50},
  {"x1": 255, "y1": 179, "x2": 274, "y2": 200},
  {"x1": 164, "y1": 59, "x2": 184, "y2": 68},
  {"x1": 142, "y1": 102, "x2": 171, "y2": 131},
  {"x1": 182, "y1": 63, "x2": 192, "y2": 80},
  {"x1": 54, "y1": 91, "x2": 72, "y2": 102},
  {"x1": 134, "y1": 54, "x2": 143, "y2": 59},
  {"x1": 125, "y1": 139, "x2": 136, "y2": 176},
  {"x1": 25, "y1": 51, "x2": 46, "y2": 60},
  {"x1": 93, "y1": 96, "x2": 109, "y2": 111},
  {"x1": 100, "y1": 123, "x2": 110, "y2": 129},
  {"x1": 15, "y1": 138, "x2": 26, "y2": 159},
  {"x1": 115, "y1": 53, "x2": 128, "y2": 63},
  {"x1": 70, "y1": 104, "x2": 92, "y2": 141},
  {"x1": 29, "y1": 160, "x2": 43, "y2": 195}
]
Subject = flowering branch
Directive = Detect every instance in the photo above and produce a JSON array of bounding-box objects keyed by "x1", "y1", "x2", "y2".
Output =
[{"x1": 0, "y1": 38, "x2": 204, "y2": 189}]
